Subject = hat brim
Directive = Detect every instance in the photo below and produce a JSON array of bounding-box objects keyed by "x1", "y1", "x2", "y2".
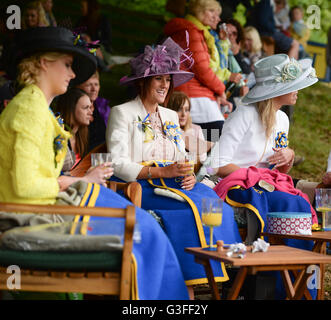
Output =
[
  {"x1": 10, "y1": 27, "x2": 97, "y2": 85},
  {"x1": 15, "y1": 45, "x2": 97, "y2": 86},
  {"x1": 242, "y1": 59, "x2": 318, "y2": 104},
  {"x1": 120, "y1": 70, "x2": 194, "y2": 88}
]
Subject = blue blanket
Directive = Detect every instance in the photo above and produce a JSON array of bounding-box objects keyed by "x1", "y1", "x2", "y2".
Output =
[
  {"x1": 112, "y1": 174, "x2": 242, "y2": 286},
  {"x1": 74, "y1": 183, "x2": 189, "y2": 300}
]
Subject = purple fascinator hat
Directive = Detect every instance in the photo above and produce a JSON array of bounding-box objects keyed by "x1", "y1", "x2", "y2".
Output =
[{"x1": 120, "y1": 36, "x2": 194, "y2": 88}]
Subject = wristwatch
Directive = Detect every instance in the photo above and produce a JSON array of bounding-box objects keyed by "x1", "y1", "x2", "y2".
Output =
[{"x1": 147, "y1": 167, "x2": 152, "y2": 179}]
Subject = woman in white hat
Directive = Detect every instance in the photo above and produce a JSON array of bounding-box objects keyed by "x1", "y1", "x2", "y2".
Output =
[
  {"x1": 210, "y1": 54, "x2": 319, "y2": 243},
  {"x1": 211, "y1": 54, "x2": 317, "y2": 177}
]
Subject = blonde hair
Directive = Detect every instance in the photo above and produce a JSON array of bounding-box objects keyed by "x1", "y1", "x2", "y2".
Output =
[
  {"x1": 256, "y1": 99, "x2": 277, "y2": 139},
  {"x1": 22, "y1": 1, "x2": 50, "y2": 29},
  {"x1": 244, "y1": 26, "x2": 262, "y2": 53},
  {"x1": 17, "y1": 52, "x2": 69, "y2": 86},
  {"x1": 188, "y1": 0, "x2": 222, "y2": 20}
]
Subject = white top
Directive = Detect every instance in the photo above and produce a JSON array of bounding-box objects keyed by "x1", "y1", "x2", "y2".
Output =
[
  {"x1": 189, "y1": 97, "x2": 224, "y2": 123},
  {"x1": 210, "y1": 103, "x2": 289, "y2": 169},
  {"x1": 106, "y1": 97, "x2": 186, "y2": 182},
  {"x1": 327, "y1": 150, "x2": 331, "y2": 172}
]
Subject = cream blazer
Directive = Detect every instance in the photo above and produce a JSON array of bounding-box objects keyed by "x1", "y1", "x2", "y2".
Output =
[{"x1": 106, "y1": 96, "x2": 185, "y2": 182}]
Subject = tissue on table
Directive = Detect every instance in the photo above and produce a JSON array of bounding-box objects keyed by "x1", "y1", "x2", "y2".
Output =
[
  {"x1": 252, "y1": 238, "x2": 270, "y2": 253},
  {"x1": 226, "y1": 243, "x2": 247, "y2": 259}
]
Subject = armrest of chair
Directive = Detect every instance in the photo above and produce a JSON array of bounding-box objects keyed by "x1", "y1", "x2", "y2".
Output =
[{"x1": 108, "y1": 181, "x2": 142, "y2": 208}]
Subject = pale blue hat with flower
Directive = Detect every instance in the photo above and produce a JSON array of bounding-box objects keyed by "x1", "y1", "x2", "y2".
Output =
[{"x1": 242, "y1": 54, "x2": 318, "y2": 104}]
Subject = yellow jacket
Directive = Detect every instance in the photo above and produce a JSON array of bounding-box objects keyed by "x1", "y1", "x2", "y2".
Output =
[{"x1": 0, "y1": 84, "x2": 71, "y2": 204}]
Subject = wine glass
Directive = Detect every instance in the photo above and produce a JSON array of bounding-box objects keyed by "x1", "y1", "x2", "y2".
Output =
[
  {"x1": 91, "y1": 153, "x2": 112, "y2": 168},
  {"x1": 185, "y1": 152, "x2": 196, "y2": 175},
  {"x1": 201, "y1": 198, "x2": 223, "y2": 250},
  {"x1": 315, "y1": 188, "x2": 331, "y2": 230}
]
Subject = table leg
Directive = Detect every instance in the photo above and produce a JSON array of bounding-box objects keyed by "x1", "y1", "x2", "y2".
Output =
[
  {"x1": 195, "y1": 258, "x2": 221, "y2": 300},
  {"x1": 290, "y1": 269, "x2": 312, "y2": 300},
  {"x1": 319, "y1": 242, "x2": 327, "y2": 300},
  {"x1": 280, "y1": 270, "x2": 295, "y2": 299},
  {"x1": 226, "y1": 267, "x2": 248, "y2": 300},
  {"x1": 312, "y1": 241, "x2": 326, "y2": 300},
  {"x1": 292, "y1": 268, "x2": 311, "y2": 300}
]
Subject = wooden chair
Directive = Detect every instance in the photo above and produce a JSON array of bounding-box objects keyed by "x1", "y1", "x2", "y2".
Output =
[
  {"x1": 0, "y1": 202, "x2": 135, "y2": 299},
  {"x1": 70, "y1": 142, "x2": 142, "y2": 208}
]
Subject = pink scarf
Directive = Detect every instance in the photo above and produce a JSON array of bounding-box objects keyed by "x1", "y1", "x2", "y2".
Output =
[{"x1": 214, "y1": 166, "x2": 317, "y2": 224}]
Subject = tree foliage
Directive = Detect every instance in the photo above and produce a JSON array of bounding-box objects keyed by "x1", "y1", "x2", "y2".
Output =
[{"x1": 98, "y1": 0, "x2": 167, "y2": 15}]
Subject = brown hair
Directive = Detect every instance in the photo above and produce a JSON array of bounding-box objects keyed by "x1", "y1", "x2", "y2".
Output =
[
  {"x1": 226, "y1": 18, "x2": 244, "y2": 44},
  {"x1": 136, "y1": 75, "x2": 174, "y2": 106},
  {"x1": 55, "y1": 87, "x2": 90, "y2": 158},
  {"x1": 166, "y1": 91, "x2": 192, "y2": 131}
]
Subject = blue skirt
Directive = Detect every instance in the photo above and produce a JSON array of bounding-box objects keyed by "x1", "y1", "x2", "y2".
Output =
[{"x1": 74, "y1": 183, "x2": 189, "y2": 300}]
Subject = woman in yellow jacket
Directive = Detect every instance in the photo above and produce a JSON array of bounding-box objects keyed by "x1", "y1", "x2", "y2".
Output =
[{"x1": 0, "y1": 26, "x2": 112, "y2": 205}]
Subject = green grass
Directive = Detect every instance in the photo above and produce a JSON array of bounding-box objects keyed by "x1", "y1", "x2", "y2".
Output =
[{"x1": 288, "y1": 82, "x2": 331, "y2": 182}]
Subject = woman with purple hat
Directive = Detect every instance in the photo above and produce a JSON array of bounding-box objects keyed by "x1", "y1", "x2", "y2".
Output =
[{"x1": 107, "y1": 37, "x2": 242, "y2": 298}]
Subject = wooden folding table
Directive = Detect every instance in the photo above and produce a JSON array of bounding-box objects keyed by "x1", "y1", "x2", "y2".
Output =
[
  {"x1": 185, "y1": 245, "x2": 331, "y2": 300},
  {"x1": 262, "y1": 231, "x2": 331, "y2": 299}
]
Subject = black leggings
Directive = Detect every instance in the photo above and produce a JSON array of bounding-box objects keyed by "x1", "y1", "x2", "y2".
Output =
[{"x1": 194, "y1": 121, "x2": 224, "y2": 143}]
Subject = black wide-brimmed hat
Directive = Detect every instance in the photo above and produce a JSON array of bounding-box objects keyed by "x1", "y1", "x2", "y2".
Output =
[{"x1": 12, "y1": 26, "x2": 97, "y2": 85}]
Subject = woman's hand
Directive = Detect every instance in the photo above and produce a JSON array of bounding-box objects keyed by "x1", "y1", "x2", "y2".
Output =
[
  {"x1": 229, "y1": 72, "x2": 242, "y2": 83},
  {"x1": 267, "y1": 147, "x2": 294, "y2": 169},
  {"x1": 181, "y1": 174, "x2": 196, "y2": 191},
  {"x1": 217, "y1": 92, "x2": 233, "y2": 113},
  {"x1": 83, "y1": 163, "x2": 114, "y2": 187},
  {"x1": 162, "y1": 162, "x2": 194, "y2": 178}
]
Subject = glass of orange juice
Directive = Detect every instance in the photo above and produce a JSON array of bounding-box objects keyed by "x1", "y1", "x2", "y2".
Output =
[
  {"x1": 315, "y1": 188, "x2": 331, "y2": 230},
  {"x1": 201, "y1": 198, "x2": 223, "y2": 249}
]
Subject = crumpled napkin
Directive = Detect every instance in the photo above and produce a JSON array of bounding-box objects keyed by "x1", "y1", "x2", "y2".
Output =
[
  {"x1": 226, "y1": 243, "x2": 247, "y2": 258},
  {"x1": 252, "y1": 238, "x2": 270, "y2": 253}
]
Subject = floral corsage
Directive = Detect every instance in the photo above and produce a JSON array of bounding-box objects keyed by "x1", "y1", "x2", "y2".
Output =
[
  {"x1": 163, "y1": 121, "x2": 183, "y2": 152},
  {"x1": 52, "y1": 112, "x2": 69, "y2": 168},
  {"x1": 275, "y1": 58, "x2": 302, "y2": 83},
  {"x1": 274, "y1": 131, "x2": 288, "y2": 149},
  {"x1": 136, "y1": 114, "x2": 155, "y2": 143}
]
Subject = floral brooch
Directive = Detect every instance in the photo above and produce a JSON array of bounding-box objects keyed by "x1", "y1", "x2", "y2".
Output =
[
  {"x1": 136, "y1": 114, "x2": 155, "y2": 143},
  {"x1": 52, "y1": 111, "x2": 69, "y2": 168},
  {"x1": 275, "y1": 131, "x2": 288, "y2": 149},
  {"x1": 275, "y1": 58, "x2": 302, "y2": 83},
  {"x1": 163, "y1": 121, "x2": 183, "y2": 152}
]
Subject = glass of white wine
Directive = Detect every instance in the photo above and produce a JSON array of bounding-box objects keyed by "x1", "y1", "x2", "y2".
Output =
[
  {"x1": 91, "y1": 153, "x2": 112, "y2": 168},
  {"x1": 201, "y1": 198, "x2": 223, "y2": 250},
  {"x1": 315, "y1": 188, "x2": 331, "y2": 231}
]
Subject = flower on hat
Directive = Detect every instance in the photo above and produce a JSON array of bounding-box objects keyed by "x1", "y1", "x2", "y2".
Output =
[
  {"x1": 130, "y1": 37, "x2": 193, "y2": 79},
  {"x1": 275, "y1": 58, "x2": 302, "y2": 83},
  {"x1": 73, "y1": 31, "x2": 100, "y2": 56},
  {"x1": 163, "y1": 121, "x2": 183, "y2": 152}
]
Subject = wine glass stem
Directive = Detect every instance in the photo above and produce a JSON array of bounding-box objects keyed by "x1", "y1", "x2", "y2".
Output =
[
  {"x1": 210, "y1": 226, "x2": 214, "y2": 248},
  {"x1": 322, "y1": 212, "x2": 325, "y2": 230}
]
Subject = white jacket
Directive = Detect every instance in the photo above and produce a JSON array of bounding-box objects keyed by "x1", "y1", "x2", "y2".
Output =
[{"x1": 106, "y1": 96, "x2": 185, "y2": 182}]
